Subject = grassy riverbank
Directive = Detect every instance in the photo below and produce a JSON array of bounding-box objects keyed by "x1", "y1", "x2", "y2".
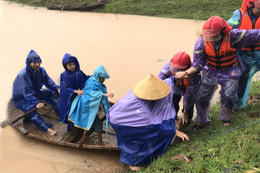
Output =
[
  {"x1": 4, "y1": 0, "x2": 259, "y2": 172},
  {"x1": 5, "y1": 0, "x2": 242, "y2": 20},
  {"x1": 139, "y1": 80, "x2": 260, "y2": 173}
]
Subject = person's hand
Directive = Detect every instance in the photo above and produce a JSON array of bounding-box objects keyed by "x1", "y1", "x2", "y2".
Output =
[
  {"x1": 75, "y1": 90, "x2": 84, "y2": 96},
  {"x1": 180, "y1": 109, "x2": 188, "y2": 125},
  {"x1": 36, "y1": 103, "x2": 45, "y2": 109},
  {"x1": 175, "y1": 130, "x2": 190, "y2": 141},
  {"x1": 108, "y1": 93, "x2": 114, "y2": 98},
  {"x1": 57, "y1": 88, "x2": 60, "y2": 94},
  {"x1": 175, "y1": 71, "x2": 189, "y2": 80}
]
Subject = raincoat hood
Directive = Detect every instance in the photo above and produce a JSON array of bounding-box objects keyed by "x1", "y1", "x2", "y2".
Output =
[
  {"x1": 92, "y1": 65, "x2": 110, "y2": 81},
  {"x1": 26, "y1": 49, "x2": 42, "y2": 68},
  {"x1": 62, "y1": 53, "x2": 80, "y2": 71}
]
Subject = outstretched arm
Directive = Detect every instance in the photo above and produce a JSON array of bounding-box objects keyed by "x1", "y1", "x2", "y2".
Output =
[
  {"x1": 175, "y1": 67, "x2": 198, "y2": 79},
  {"x1": 103, "y1": 93, "x2": 114, "y2": 98}
]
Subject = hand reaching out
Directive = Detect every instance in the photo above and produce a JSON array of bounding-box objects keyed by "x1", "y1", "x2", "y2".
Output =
[
  {"x1": 75, "y1": 90, "x2": 84, "y2": 96},
  {"x1": 104, "y1": 93, "x2": 114, "y2": 98},
  {"x1": 175, "y1": 130, "x2": 190, "y2": 141},
  {"x1": 175, "y1": 71, "x2": 189, "y2": 80}
]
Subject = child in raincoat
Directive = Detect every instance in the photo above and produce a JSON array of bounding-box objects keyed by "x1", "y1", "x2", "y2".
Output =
[
  {"x1": 60, "y1": 53, "x2": 90, "y2": 131},
  {"x1": 68, "y1": 65, "x2": 114, "y2": 146},
  {"x1": 12, "y1": 49, "x2": 60, "y2": 136}
]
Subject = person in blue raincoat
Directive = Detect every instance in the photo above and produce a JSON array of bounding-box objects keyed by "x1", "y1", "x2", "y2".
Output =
[
  {"x1": 60, "y1": 53, "x2": 90, "y2": 131},
  {"x1": 12, "y1": 49, "x2": 60, "y2": 136},
  {"x1": 227, "y1": 0, "x2": 260, "y2": 111},
  {"x1": 68, "y1": 65, "x2": 114, "y2": 146},
  {"x1": 107, "y1": 74, "x2": 189, "y2": 171}
]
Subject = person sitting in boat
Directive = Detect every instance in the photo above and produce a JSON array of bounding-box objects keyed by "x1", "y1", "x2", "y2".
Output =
[
  {"x1": 106, "y1": 74, "x2": 189, "y2": 171},
  {"x1": 158, "y1": 51, "x2": 200, "y2": 126},
  {"x1": 12, "y1": 49, "x2": 60, "y2": 136},
  {"x1": 60, "y1": 53, "x2": 91, "y2": 131},
  {"x1": 68, "y1": 65, "x2": 114, "y2": 146}
]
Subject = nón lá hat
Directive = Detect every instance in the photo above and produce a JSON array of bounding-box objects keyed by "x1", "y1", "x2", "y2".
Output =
[{"x1": 133, "y1": 74, "x2": 171, "y2": 100}]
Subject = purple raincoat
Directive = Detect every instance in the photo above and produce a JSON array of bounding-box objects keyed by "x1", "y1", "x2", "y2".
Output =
[
  {"x1": 192, "y1": 29, "x2": 260, "y2": 123},
  {"x1": 107, "y1": 77, "x2": 176, "y2": 166},
  {"x1": 158, "y1": 62, "x2": 200, "y2": 120}
]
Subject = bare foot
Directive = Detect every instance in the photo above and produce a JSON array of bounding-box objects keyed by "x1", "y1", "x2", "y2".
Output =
[
  {"x1": 222, "y1": 120, "x2": 231, "y2": 127},
  {"x1": 129, "y1": 165, "x2": 141, "y2": 171},
  {"x1": 47, "y1": 128, "x2": 57, "y2": 136},
  {"x1": 223, "y1": 123, "x2": 230, "y2": 127}
]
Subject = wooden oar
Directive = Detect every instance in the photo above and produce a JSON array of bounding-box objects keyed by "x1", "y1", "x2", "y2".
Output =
[{"x1": 0, "y1": 107, "x2": 38, "y2": 128}]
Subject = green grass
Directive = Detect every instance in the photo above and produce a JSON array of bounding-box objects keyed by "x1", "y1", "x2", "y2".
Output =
[
  {"x1": 5, "y1": 0, "x2": 242, "y2": 20},
  {"x1": 138, "y1": 80, "x2": 260, "y2": 173}
]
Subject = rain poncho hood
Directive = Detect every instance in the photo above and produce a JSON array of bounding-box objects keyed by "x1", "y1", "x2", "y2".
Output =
[
  {"x1": 26, "y1": 49, "x2": 42, "y2": 67},
  {"x1": 68, "y1": 65, "x2": 110, "y2": 132},
  {"x1": 59, "y1": 53, "x2": 90, "y2": 123},
  {"x1": 62, "y1": 53, "x2": 80, "y2": 71}
]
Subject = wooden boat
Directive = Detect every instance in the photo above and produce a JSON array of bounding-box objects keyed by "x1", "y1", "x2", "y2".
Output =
[
  {"x1": 6, "y1": 100, "x2": 119, "y2": 150},
  {"x1": 47, "y1": 1, "x2": 106, "y2": 11}
]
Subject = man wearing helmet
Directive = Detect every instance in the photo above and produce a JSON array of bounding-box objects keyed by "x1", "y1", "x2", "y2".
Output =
[
  {"x1": 175, "y1": 16, "x2": 260, "y2": 128},
  {"x1": 227, "y1": 0, "x2": 260, "y2": 112},
  {"x1": 158, "y1": 51, "x2": 200, "y2": 126}
]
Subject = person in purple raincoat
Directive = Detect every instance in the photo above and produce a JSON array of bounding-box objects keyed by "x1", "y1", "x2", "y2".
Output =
[
  {"x1": 12, "y1": 49, "x2": 60, "y2": 136},
  {"x1": 176, "y1": 16, "x2": 260, "y2": 128},
  {"x1": 107, "y1": 74, "x2": 189, "y2": 171},
  {"x1": 158, "y1": 51, "x2": 200, "y2": 126},
  {"x1": 60, "y1": 53, "x2": 90, "y2": 131}
]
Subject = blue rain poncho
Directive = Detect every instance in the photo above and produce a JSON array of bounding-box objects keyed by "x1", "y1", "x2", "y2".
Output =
[
  {"x1": 68, "y1": 65, "x2": 110, "y2": 132},
  {"x1": 60, "y1": 53, "x2": 90, "y2": 123},
  {"x1": 12, "y1": 49, "x2": 60, "y2": 131},
  {"x1": 107, "y1": 77, "x2": 176, "y2": 167}
]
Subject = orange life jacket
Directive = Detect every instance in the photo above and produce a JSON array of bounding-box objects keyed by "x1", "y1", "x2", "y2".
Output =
[
  {"x1": 204, "y1": 33, "x2": 238, "y2": 71},
  {"x1": 239, "y1": 8, "x2": 260, "y2": 51},
  {"x1": 170, "y1": 71, "x2": 190, "y2": 92},
  {"x1": 175, "y1": 78, "x2": 190, "y2": 93}
]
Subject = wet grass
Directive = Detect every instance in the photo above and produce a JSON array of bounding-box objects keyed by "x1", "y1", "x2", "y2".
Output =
[
  {"x1": 136, "y1": 80, "x2": 260, "y2": 173},
  {"x1": 5, "y1": 0, "x2": 242, "y2": 20}
]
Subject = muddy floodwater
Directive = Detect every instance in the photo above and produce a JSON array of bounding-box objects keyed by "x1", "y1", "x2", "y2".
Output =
[{"x1": 0, "y1": 1, "x2": 259, "y2": 173}]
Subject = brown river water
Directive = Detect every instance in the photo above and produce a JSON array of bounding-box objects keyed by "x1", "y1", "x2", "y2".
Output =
[{"x1": 0, "y1": 1, "x2": 259, "y2": 173}]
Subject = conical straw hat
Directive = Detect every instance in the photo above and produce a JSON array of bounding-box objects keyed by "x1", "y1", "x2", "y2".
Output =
[{"x1": 133, "y1": 74, "x2": 171, "y2": 100}]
